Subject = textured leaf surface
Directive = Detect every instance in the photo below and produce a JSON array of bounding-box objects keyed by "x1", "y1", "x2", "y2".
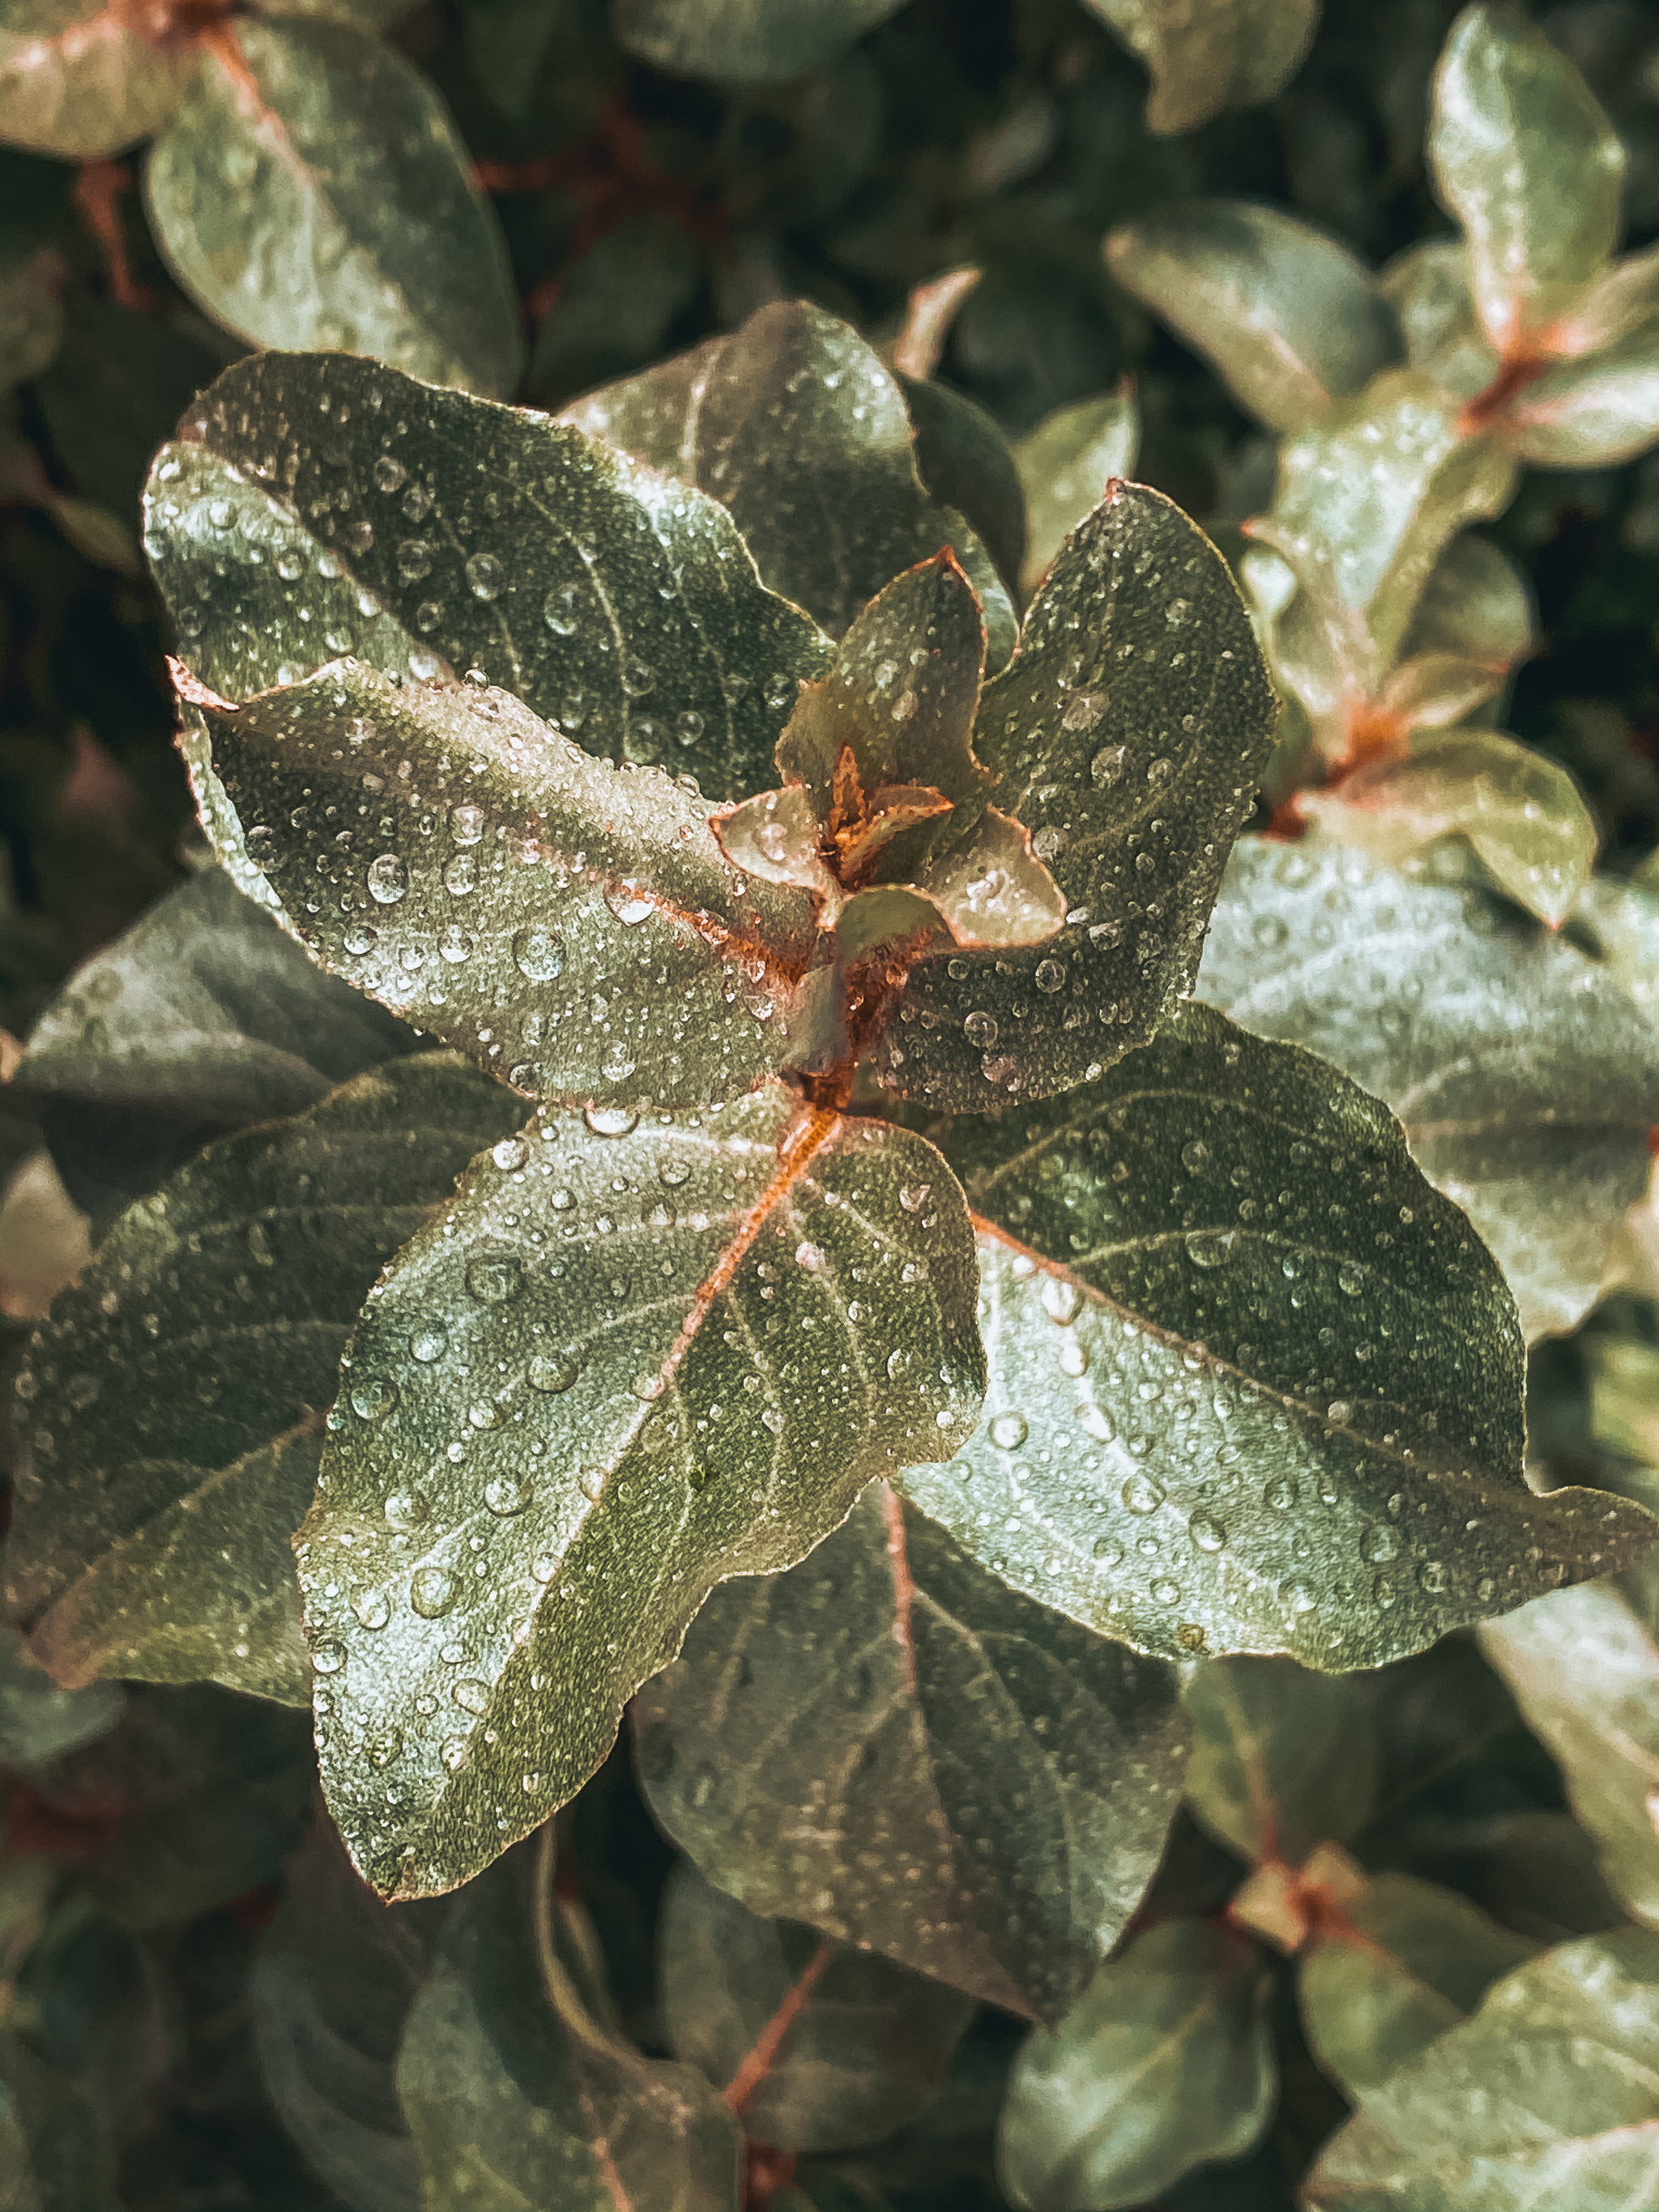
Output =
[
  {"x1": 397, "y1": 1848, "x2": 742, "y2": 2211},
  {"x1": 1427, "y1": 2, "x2": 1624, "y2": 352},
  {"x1": 634, "y1": 1483, "x2": 1189, "y2": 2024},
  {"x1": 1079, "y1": 0, "x2": 1319, "y2": 134},
  {"x1": 1106, "y1": 202, "x2": 1401, "y2": 433},
  {"x1": 1198, "y1": 838, "x2": 1659, "y2": 1340},
  {"x1": 559, "y1": 301, "x2": 1016, "y2": 667},
  {"x1": 143, "y1": 18, "x2": 522, "y2": 397},
  {"x1": 660, "y1": 1863, "x2": 974, "y2": 2153},
  {"x1": 1303, "y1": 1928, "x2": 1659, "y2": 2210},
  {"x1": 297, "y1": 1091, "x2": 983, "y2": 1897},
  {"x1": 902, "y1": 999, "x2": 1650, "y2": 1667},
  {"x1": 996, "y1": 1920, "x2": 1275, "y2": 2212},
  {"x1": 612, "y1": 0, "x2": 905, "y2": 83},
  {"x1": 190, "y1": 659, "x2": 825, "y2": 1111},
  {"x1": 1013, "y1": 387, "x2": 1138, "y2": 598},
  {"x1": 0, "y1": 0, "x2": 195, "y2": 157},
  {"x1": 7, "y1": 1055, "x2": 521, "y2": 1706},
  {"x1": 1182, "y1": 1656, "x2": 1376, "y2": 1865},
  {"x1": 870, "y1": 481, "x2": 1277, "y2": 1110}
]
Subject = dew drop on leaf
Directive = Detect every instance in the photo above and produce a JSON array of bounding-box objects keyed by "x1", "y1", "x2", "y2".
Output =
[
  {"x1": 384, "y1": 1489, "x2": 431, "y2": 1530},
  {"x1": 353, "y1": 1590, "x2": 390, "y2": 1630},
  {"x1": 410, "y1": 1567, "x2": 455, "y2": 1618},
  {"x1": 989, "y1": 1412, "x2": 1029, "y2": 1449},
  {"x1": 410, "y1": 1324, "x2": 448, "y2": 1363},
  {"x1": 367, "y1": 854, "x2": 408, "y2": 905}
]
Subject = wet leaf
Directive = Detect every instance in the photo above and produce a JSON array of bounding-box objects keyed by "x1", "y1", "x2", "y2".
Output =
[
  {"x1": 1572, "y1": 873, "x2": 1659, "y2": 1030},
  {"x1": 1427, "y1": 2, "x2": 1624, "y2": 353},
  {"x1": 559, "y1": 301, "x2": 1017, "y2": 667},
  {"x1": 1497, "y1": 335, "x2": 1659, "y2": 468},
  {"x1": 1397, "y1": 531, "x2": 1534, "y2": 677},
  {"x1": 870, "y1": 482, "x2": 1277, "y2": 1110},
  {"x1": 1379, "y1": 240, "x2": 1500, "y2": 404},
  {"x1": 7, "y1": 1055, "x2": 520, "y2": 1707},
  {"x1": 1105, "y1": 202, "x2": 1401, "y2": 433},
  {"x1": 0, "y1": 1615, "x2": 120, "y2": 1768},
  {"x1": 0, "y1": 2030, "x2": 122, "y2": 2212},
  {"x1": 1079, "y1": 0, "x2": 1319, "y2": 135},
  {"x1": 1197, "y1": 838, "x2": 1659, "y2": 1341},
  {"x1": 0, "y1": 0, "x2": 196, "y2": 158},
  {"x1": 612, "y1": 0, "x2": 905, "y2": 83},
  {"x1": 659, "y1": 1863, "x2": 975, "y2": 2153},
  {"x1": 1182, "y1": 1656, "x2": 1377, "y2": 1865},
  {"x1": 1013, "y1": 386, "x2": 1138, "y2": 597},
  {"x1": 898, "y1": 371, "x2": 1028, "y2": 599},
  {"x1": 143, "y1": 349, "x2": 834, "y2": 809},
  {"x1": 1299, "y1": 1869, "x2": 1541, "y2": 2100},
  {"x1": 188, "y1": 660, "x2": 826, "y2": 1110},
  {"x1": 397, "y1": 1846, "x2": 742, "y2": 2210},
  {"x1": 1302, "y1": 1928, "x2": 1659, "y2": 2209},
  {"x1": 1480, "y1": 1580, "x2": 1659, "y2": 1930},
  {"x1": 11, "y1": 867, "x2": 418, "y2": 1224},
  {"x1": 295, "y1": 1090, "x2": 982, "y2": 1897},
  {"x1": 1301, "y1": 731, "x2": 1597, "y2": 927},
  {"x1": 143, "y1": 19, "x2": 522, "y2": 397},
  {"x1": 996, "y1": 1920, "x2": 1275, "y2": 2212},
  {"x1": 899, "y1": 999, "x2": 1655, "y2": 1669},
  {"x1": 636, "y1": 1484, "x2": 1188, "y2": 2025}
]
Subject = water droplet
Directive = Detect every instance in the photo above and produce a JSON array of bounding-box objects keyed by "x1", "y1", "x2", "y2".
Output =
[
  {"x1": 1180, "y1": 1140, "x2": 1210, "y2": 1175},
  {"x1": 513, "y1": 925, "x2": 566, "y2": 982},
  {"x1": 1185, "y1": 1231, "x2": 1235, "y2": 1268},
  {"x1": 366, "y1": 1726, "x2": 403, "y2": 1767},
  {"x1": 410, "y1": 1324, "x2": 448, "y2": 1362},
  {"x1": 899, "y1": 1182, "x2": 931, "y2": 1213},
  {"x1": 350, "y1": 1377, "x2": 397, "y2": 1422},
  {"x1": 1281, "y1": 1578, "x2": 1318, "y2": 1614},
  {"x1": 989, "y1": 1412, "x2": 1028, "y2": 1450},
  {"x1": 385, "y1": 1489, "x2": 430, "y2": 1531},
  {"x1": 492, "y1": 1136, "x2": 529, "y2": 1172},
  {"x1": 312, "y1": 1638, "x2": 346, "y2": 1674},
  {"x1": 453, "y1": 1678, "x2": 490, "y2": 1715},
  {"x1": 466, "y1": 1253, "x2": 522, "y2": 1303},
  {"x1": 1035, "y1": 957, "x2": 1067, "y2": 993},
  {"x1": 373, "y1": 454, "x2": 407, "y2": 493},
  {"x1": 1252, "y1": 913, "x2": 1289, "y2": 950},
  {"x1": 1041, "y1": 1276, "x2": 1081, "y2": 1326},
  {"x1": 1263, "y1": 1473, "x2": 1298, "y2": 1511},
  {"x1": 964, "y1": 1010, "x2": 998, "y2": 1047},
  {"x1": 603, "y1": 880, "x2": 655, "y2": 926},
  {"x1": 396, "y1": 539, "x2": 433, "y2": 582},
  {"x1": 1093, "y1": 1536, "x2": 1124, "y2": 1564},
  {"x1": 1337, "y1": 1262, "x2": 1365, "y2": 1297},
  {"x1": 585, "y1": 1103, "x2": 639, "y2": 1136},
  {"x1": 467, "y1": 1399, "x2": 503, "y2": 1430},
  {"x1": 410, "y1": 1566, "x2": 454, "y2": 1617},
  {"x1": 1090, "y1": 744, "x2": 1126, "y2": 787},
  {"x1": 544, "y1": 584, "x2": 580, "y2": 634},
  {"x1": 599, "y1": 1042, "x2": 638, "y2": 1083},
  {"x1": 1189, "y1": 1512, "x2": 1226, "y2": 1553},
  {"x1": 676, "y1": 710, "x2": 704, "y2": 746},
  {"x1": 1150, "y1": 1577, "x2": 1181, "y2": 1605},
  {"x1": 343, "y1": 923, "x2": 377, "y2": 955},
  {"x1": 1418, "y1": 1559, "x2": 1448, "y2": 1594},
  {"x1": 246, "y1": 824, "x2": 285, "y2": 871},
  {"x1": 1122, "y1": 1472, "x2": 1165, "y2": 1515},
  {"x1": 368, "y1": 853, "x2": 407, "y2": 905},
  {"x1": 353, "y1": 1590, "x2": 390, "y2": 1630},
  {"x1": 438, "y1": 924, "x2": 472, "y2": 964},
  {"x1": 484, "y1": 1473, "x2": 533, "y2": 1516},
  {"x1": 443, "y1": 854, "x2": 477, "y2": 897},
  {"x1": 465, "y1": 552, "x2": 504, "y2": 601},
  {"x1": 1360, "y1": 1523, "x2": 1398, "y2": 1563}
]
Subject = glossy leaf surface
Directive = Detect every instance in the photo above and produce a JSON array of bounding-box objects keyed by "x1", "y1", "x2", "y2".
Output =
[
  {"x1": 144, "y1": 19, "x2": 522, "y2": 397},
  {"x1": 635, "y1": 1483, "x2": 1189, "y2": 2024},
  {"x1": 7, "y1": 1055, "x2": 522, "y2": 1706},
  {"x1": 1079, "y1": 0, "x2": 1320, "y2": 135},
  {"x1": 1198, "y1": 838, "x2": 1659, "y2": 1340},
  {"x1": 996, "y1": 1920, "x2": 1274, "y2": 2212},
  {"x1": 1182, "y1": 1655, "x2": 1376, "y2": 1865},
  {"x1": 296, "y1": 1091, "x2": 983, "y2": 1896},
  {"x1": 0, "y1": 0, "x2": 195, "y2": 157},
  {"x1": 1013, "y1": 387, "x2": 1138, "y2": 598},
  {"x1": 870, "y1": 481, "x2": 1277, "y2": 1110},
  {"x1": 612, "y1": 0, "x2": 905, "y2": 83},
  {"x1": 1499, "y1": 336, "x2": 1659, "y2": 468}
]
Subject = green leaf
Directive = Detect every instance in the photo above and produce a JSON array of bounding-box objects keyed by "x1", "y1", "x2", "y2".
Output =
[
  {"x1": 296, "y1": 1089, "x2": 983, "y2": 1897},
  {"x1": 1105, "y1": 202, "x2": 1402, "y2": 433},
  {"x1": 187, "y1": 659, "x2": 825, "y2": 1110},
  {"x1": 1197, "y1": 838, "x2": 1659, "y2": 1341},
  {"x1": 7, "y1": 1054, "x2": 522, "y2": 1707},
  {"x1": 1480, "y1": 1580, "x2": 1659, "y2": 1930},
  {"x1": 396, "y1": 1847, "x2": 742, "y2": 2210},
  {"x1": 1301, "y1": 1928, "x2": 1659, "y2": 2210},
  {"x1": 251, "y1": 1818, "x2": 446, "y2": 2212},
  {"x1": 1299, "y1": 1869, "x2": 1542, "y2": 2099},
  {"x1": 659, "y1": 1863, "x2": 975, "y2": 2153},
  {"x1": 611, "y1": 0, "x2": 906, "y2": 84},
  {"x1": 1181, "y1": 1656, "x2": 1376, "y2": 1865},
  {"x1": 869, "y1": 481, "x2": 1277, "y2": 1110},
  {"x1": 898, "y1": 372, "x2": 1029, "y2": 601},
  {"x1": 143, "y1": 349, "x2": 834, "y2": 805},
  {"x1": 1427, "y1": 3, "x2": 1625, "y2": 354},
  {"x1": 0, "y1": 1615, "x2": 120, "y2": 1768},
  {"x1": 1078, "y1": 0, "x2": 1319, "y2": 134},
  {"x1": 1301, "y1": 732, "x2": 1597, "y2": 927},
  {"x1": 1397, "y1": 531, "x2": 1534, "y2": 677},
  {"x1": 1572, "y1": 874, "x2": 1659, "y2": 1029},
  {"x1": 636, "y1": 1485, "x2": 1188, "y2": 2025},
  {"x1": 0, "y1": 0, "x2": 195, "y2": 158},
  {"x1": 0, "y1": 2031, "x2": 122, "y2": 2212},
  {"x1": 1013, "y1": 386, "x2": 1138, "y2": 598},
  {"x1": 1378, "y1": 241, "x2": 1500, "y2": 403},
  {"x1": 11, "y1": 867, "x2": 418, "y2": 1224},
  {"x1": 143, "y1": 18, "x2": 522, "y2": 398},
  {"x1": 996, "y1": 1920, "x2": 1275, "y2": 2212},
  {"x1": 906, "y1": 998, "x2": 1652, "y2": 1668},
  {"x1": 1497, "y1": 335, "x2": 1659, "y2": 468},
  {"x1": 0, "y1": 245, "x2": 60, "y2": 394},
  {"x1": 525, "y1": 211, "x2": 703, "y2": 411},
  {"x1": 558, "y1": 301, "x2": 1017, "y2": 669}
]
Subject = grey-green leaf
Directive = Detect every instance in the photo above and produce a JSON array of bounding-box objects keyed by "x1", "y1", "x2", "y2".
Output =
[
  {"x1": 0, "y1": 2031, "x2": 122, "y2": 2212},
  {"x1": 296, "y1": 1092, "x2": 983, "y2": 1898},
  {"x1": 143, "y1": 18, "x2": 522, "y2": 397},
  {"x1": 0, "y1": 0, "x2": 195, "y2": 157},
  {"x1": 0, "y1": 1616, "x2": 120, "y2": 1769},
  {"x1": 660, "y1": 1863, "x2": 975, "y2": 2153},
  {"x1": 996, "y1": 1920, "x2": 1275, "y2": 2212},
  {"x1": 1013, "y1": 386, "x2": 1138, "y2": 598},
  {"x1": 1079, "y1": 0, "x2": 1319, "y2": 135},
  {"x1": 0, "y1": 244, "x2": 62, "y2": 394},
  {"x1": 612, "y1": 0, "x2": 906, "y2": 83},
  {"x1": 1182, "y1": 1655, "x2": 1376, "y2": 1865},
  {"x1": 899, "y1": 999, "x2": 1655, "y2": 1669},
  {"x1": 1498, "y1": 334, "x2": 1659, "y2": 468},
  {"x1": 635, "y1": 1483, "x2": 1188, "y2": 2025},
  {"x1": 1197, "y1": 837, "x2": 1659, "y2": 1340},
  {"x1": 6, "y1": 1055, "x2": 522, "y2": 1706},
  {"x1": 871, "y1": 480, "x2": 1277, "y2": 1110},
  {"x1": 1105, "y1": 201, "x2": 1402, "y2": 433}
]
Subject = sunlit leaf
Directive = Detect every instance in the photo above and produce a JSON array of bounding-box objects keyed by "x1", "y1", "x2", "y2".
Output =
[
  {"x1": 1397, "y1": 531, "x2": 1534, "y2": 678},
  {"x1": 1013, "y1": 386, "x2": 1138, "y2": 597},
  {"x1": 660, "y1": 1863, "x2": 975, "y2": 2153},
  {"x1": 612, "y1": 0, "x2": 906, "y2": 84},
  {"x1": 296, "y1": 1090, "x2": 983, "y2": 1897},
  {"x1": 870, "y1": 481, "x2": 1277, "y2": 1110},
  {"x1": 1182, "y1": 1655, "x2": 1376, "y2": 1865},
  {"x1": 1105, "y1": 201, "x2": 1401, "y2": 433},
  {"x1": 635, "y1": 1483, "x2": 1188, "y2": 2024},
  {"x1": 143, "y1": 19, "x2": 522, "y2": 397},
  {"x1": 6, "y1": 1055, "x2": 521, "y2": 1707},
  {"x1": 1302, "y1": 1928, "x2": 1659, "y2": 2210},
  {"x1": 900, "y1": 999, "x2": 1655, "y2": 1669},
  {"x1": 1427, "y1": 2, "x2": 1624, "y2": 353},
  {"x1": 1078, "y1": 0, "x2": 1320, "y2": 135},
  {"x1": 1198, "y1": 837, "x2": 1659, "y2": 1340},
  {"x1": 1498, "y1": 335, "x2": 1659, "y2": 467},
  {"x1": 559, "y1": 300, "x2": 1017, "y2": 668},
  {"x1": 1378, "y1": 240, "x2": 1500, "y2": 403},
  {"x1": 0, "y1": 0, "x2": 196, "y2": 158},
  {"x1": 996, "y1": 1920, "x2": 1275, "y2": 2212},
  {"x1": 0, "y1": 1151, "x2": 87, "y2": 1323},
  {"x1": 397, "y1": 1846, "x2": 742, "y2": 2210}
]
